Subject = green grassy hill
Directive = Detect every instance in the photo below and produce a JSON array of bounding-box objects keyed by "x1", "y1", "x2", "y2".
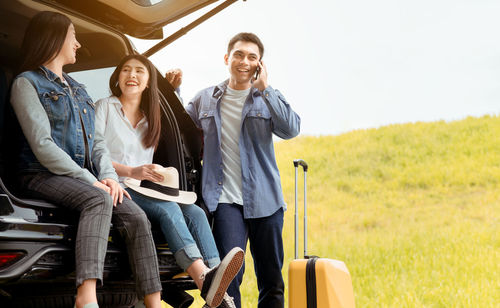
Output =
[{"x1": 188, "y1": 115, "x2": 500, "y2": 307}]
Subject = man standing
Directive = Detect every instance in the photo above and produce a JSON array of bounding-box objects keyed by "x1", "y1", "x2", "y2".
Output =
[{"x1": 186, "y1": 32, "x2": 300, "y2": 307}]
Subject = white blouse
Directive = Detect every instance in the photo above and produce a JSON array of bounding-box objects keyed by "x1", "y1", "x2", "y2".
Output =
[{"x1": 94, "y1": 96, "x2": 154, "y2": 185}]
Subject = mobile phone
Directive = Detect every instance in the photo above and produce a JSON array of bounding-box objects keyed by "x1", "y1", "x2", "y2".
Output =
[
  {"x1": 254, "y1": 61, "x2": 262, "y2": 80},
  {"x1": 254, "y1": 66, "x2": 260, "y2": 80}
]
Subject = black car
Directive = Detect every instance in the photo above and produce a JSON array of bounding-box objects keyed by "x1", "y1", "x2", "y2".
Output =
[{"x1": 0, "y1": 0, "x2": 236, "y2": 307}]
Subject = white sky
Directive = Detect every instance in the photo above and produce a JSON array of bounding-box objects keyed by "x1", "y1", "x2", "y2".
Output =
[{"x1": 128, "y1": 0, "x2": 500, "y2": 136}]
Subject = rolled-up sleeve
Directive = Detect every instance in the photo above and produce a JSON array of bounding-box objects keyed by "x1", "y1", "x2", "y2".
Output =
[{"x1": 10, "y1": 77, "x2": 97, "y2": 184}]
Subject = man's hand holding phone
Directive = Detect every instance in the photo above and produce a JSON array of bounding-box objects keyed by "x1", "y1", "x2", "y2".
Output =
[{"x1": 252, "y1": 60, "x2": 268, "y2": 92}]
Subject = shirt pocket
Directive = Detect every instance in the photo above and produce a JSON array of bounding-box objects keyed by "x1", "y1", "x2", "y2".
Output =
[
  {"x1": 198, "y1": 109, "x2": 218, "y2": 138},
  {"x1": 246, "y1": 108, "x2": 271, "y2": 119},
  {"x1": 75, "y1": 89, "x2": 95, "y2": 114},
  {"x1": 81, "y1": 98, "x2": 95, "y2": 125},
  {"x1": 40, "y1": 91, "x2": 69, "y2": 127},
  {"x1": 77, "y1": 89, "x2": 95, "y2": 108},
  {"x1": 74, "y1": 89, "x2": 95, "y2": 134},
  {"x1": 244, "y1": 108, "x2": 272, "y2": 140}
]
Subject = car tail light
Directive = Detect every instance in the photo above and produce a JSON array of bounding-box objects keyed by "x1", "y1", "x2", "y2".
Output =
[{"x1": 0, "y1": 252, "x2": 25, "y2": 270}]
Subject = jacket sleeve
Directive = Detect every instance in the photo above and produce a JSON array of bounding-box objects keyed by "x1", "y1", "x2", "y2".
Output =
[
  {"x1": 261, "y1": 86, "x2": 301, "y2": 139},
  {"x1": 92, "y1": 98, "x2": 119, "y2": 181},
  {"x1": 10, "y1": 77, "x2": 98, "y2": 184}
]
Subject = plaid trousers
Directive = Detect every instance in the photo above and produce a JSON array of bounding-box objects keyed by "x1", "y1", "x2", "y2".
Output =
[{"x1": 20, "y1": 172, "x2": 162, "y2": 298}]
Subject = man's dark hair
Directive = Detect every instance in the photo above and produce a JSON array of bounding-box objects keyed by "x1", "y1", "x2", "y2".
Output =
[
  {"x1": 227, "y1": 32, "x2": 264, "y2": 59},
  {"x1": 19, "y1": 11, "x2": 72, "y2": 73}
]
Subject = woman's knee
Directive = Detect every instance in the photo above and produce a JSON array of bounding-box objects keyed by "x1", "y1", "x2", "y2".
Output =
[
  {"x1": 118, "y1": 208, "x2": 151, "y2": 237},
  {"x1": 183, "y1": 204, "x2": 207, "y2": 224},
  {"x1": 83, "y1": 186, "x2": 113, "y2": 215},
  {"x1": 157, "y1": 202, "x2": 183, "y2": 224},
  {"x1": 126, "y1": 203, "x2": 150, "y2": 227}
]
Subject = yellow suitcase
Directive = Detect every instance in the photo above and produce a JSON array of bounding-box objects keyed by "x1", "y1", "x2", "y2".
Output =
[{"x1": 288, "y1": 160, "x2": 355, "y2": 308}]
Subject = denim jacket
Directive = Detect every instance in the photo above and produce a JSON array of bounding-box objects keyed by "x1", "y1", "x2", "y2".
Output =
[
  {"x1": 10, "y1": 66, "x2": 117, "y2": 184},
  {"x1": 186, "y1": 80, "x2": 300, "y2": 218}
]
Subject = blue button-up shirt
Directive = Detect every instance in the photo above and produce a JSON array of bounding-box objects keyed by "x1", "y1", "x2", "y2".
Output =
[{"x1": 186, "y1": 80, "x2": 300, "y2": 218}]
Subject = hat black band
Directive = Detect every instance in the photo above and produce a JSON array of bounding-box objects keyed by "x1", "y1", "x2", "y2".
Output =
[{"x1": 140, "y1": 180, "x2": 180, "y2": 197}]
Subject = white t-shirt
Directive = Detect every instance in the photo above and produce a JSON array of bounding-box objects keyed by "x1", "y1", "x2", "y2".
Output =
[
  {"x1": 94, "y1": 96, "x2": 154, "y2": 186},
  {"x1": 218, "y1": 86, "x2": 251, "y2": 205}
]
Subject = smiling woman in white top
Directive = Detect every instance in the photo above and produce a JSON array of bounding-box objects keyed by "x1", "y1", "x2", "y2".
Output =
[{"x1": 94, "y1": 55, "x2": 242, "y2": 308}]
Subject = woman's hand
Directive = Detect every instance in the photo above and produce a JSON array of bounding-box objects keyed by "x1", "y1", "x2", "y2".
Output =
[
  {"x1": 130, "y1": 164, "x2": 164, "y2": 182},
  {"x1": 100, "y1": 178, "x2": 131, "y2": 207},
  {"x1": 93, "y1": 180, "x2": 111, "y2": 193}
]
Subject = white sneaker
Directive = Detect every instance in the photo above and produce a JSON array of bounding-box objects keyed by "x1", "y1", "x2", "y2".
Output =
[{"x1": 200, "y1": 247, "x2": 244, "y2": 307}]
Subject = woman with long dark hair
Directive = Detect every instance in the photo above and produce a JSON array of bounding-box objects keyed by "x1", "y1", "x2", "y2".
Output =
[
  {"x1": 95, "y1": 54, "x2": 243, "y2": 308},
  {"x1": 10, "y1": 11, "x2": 162, "y2": 308}
]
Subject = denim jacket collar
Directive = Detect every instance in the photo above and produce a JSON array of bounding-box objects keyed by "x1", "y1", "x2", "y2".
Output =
[
  {"x1": 213, "y1": 79, "x2": 262, "y2": 100},
  {"x1": 38, "y1": 66, "x2": 86, "y2": 92}
]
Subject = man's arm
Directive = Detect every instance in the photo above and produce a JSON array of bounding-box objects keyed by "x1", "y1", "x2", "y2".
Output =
[
  {"x1": 165, "y1": 69, "x2": 184, "y2": 103},
  {"x1": 262, "y1": 87, "x2": 301, "y2": 139},
  {"x1": 252, "y1": 60, "x2": 300, "y2": 139}
]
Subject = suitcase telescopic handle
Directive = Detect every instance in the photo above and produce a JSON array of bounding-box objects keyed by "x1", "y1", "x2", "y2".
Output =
[
  {"x1": 293, "y1": 159, "x2": 308, "y2": 259},
  {"x1": 293, "y1": 159, "x2": 308, "y2": 172}
]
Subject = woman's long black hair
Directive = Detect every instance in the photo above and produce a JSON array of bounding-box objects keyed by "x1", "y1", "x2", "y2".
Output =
[
  {"x1": 109, "y1": 54, "x2": 161, "y2": 149},
  {"x1": 19, "y1": 11, "x2": 72, "y2": 73}
]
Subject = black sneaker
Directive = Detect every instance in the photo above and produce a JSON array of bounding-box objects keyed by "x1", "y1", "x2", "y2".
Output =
[
  {"x1": 202, "y1": 293, "x2": 236, "y2": 308},
  {"x1": 200, "y1": 247, "x2": 244, "y2": 307}
]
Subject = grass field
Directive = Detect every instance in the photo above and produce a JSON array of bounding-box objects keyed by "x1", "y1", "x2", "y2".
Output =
[{"x1": 186, "y1": 115, "x2": 500, "y2": 307}]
